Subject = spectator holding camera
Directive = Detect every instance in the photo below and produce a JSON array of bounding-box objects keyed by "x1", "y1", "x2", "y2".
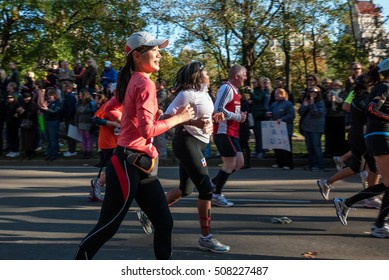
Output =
[{"x1": 298, "y1": 85, "x2": 326, "y2": 171}]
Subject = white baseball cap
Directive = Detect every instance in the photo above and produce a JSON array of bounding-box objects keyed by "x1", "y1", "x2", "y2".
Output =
[
  {"x1": 125, "y1": 31, "x2": 168, "y2": 56},
  {"x1": 104, "y1": 61, "x2": 112, "y2": 67},
  {"x1": 378, "y1": 58, "x2": 389, "y2": 72}
]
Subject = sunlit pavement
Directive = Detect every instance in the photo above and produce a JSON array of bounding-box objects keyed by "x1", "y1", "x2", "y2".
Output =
[{"x1": 0, "y1": 165, "x2": 388, "y2": 260}]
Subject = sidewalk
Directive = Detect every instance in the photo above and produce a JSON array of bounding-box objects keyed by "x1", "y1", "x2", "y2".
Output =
[{"x1": 0, "y1": 154, "x2": 335, "y2": 168}]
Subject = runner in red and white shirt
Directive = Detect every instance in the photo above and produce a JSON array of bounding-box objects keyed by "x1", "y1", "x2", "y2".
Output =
[{"x1": 212, "y1": 65, "x2": 247, "y2": 207}]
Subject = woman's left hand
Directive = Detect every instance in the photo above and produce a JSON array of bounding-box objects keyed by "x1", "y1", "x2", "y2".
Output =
[
  {"x1": 212, "y1": 112, "x2": 224, "y2": 123},
  {"x1": 202, "y1": 119, "x2": 213, "y2": 134}
]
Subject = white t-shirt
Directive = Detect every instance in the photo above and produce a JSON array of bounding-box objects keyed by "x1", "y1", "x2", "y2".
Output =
[{"x1": 165, "y1": 86, "x2": 214, "y2": 143}]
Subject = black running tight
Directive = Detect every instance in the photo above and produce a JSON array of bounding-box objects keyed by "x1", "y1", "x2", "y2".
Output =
[
  {"x1": 74, "y1": 154, "x2": 173, "y2": 260},
  {"x1": 172, "y1": 132, "x2": 213, "y2": 198}
]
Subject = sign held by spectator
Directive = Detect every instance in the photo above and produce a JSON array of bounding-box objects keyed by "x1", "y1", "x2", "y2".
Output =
[
  {"x1": 261, "y1": 121, "x2": 291, "y2": 151},
  {"x1": 67, "y1": 124, "x2": 82, "y2": 142}
]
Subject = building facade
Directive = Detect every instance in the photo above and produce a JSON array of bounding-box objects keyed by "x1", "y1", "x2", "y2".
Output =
[{"x1": 351, "y1": 0, "x2": 389, "y2": 62}]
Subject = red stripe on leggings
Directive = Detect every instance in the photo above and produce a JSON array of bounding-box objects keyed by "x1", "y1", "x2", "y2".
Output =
[{"x1": 111, "y1": 155, "x2": 129, "y2": 200}]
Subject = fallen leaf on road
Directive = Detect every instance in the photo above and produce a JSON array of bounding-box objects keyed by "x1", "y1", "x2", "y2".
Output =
[{"x1": 301, "y1": 251, "x2": 320, "y2": 258}]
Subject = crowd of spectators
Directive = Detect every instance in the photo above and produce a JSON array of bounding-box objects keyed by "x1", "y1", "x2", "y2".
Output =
[
  {"x1": 0, "y1": 58, "x2": 363, "y2": 168},
  {"x1": 0, "y1": 59, "x2": 117, "y2": 160}
]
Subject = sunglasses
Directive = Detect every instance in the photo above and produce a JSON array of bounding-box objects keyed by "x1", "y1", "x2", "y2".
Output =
[
  {"x1": 190, "y1": 60, "x2": 205, "y2": 70},
  {"x1": 310, "y1": 90, "x2": 320, "y2": 93},
  {"x1": 352, "y1": 68, "x2": 362, "y2": 70}
]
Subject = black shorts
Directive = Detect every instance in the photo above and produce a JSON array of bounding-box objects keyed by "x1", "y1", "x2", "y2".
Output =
[
  {"x1": 365, "y1": 134, "x2": 389, "y2": 156},
  {"x1": 214, "y1": 134, "x2": 242, "y2": 157}
]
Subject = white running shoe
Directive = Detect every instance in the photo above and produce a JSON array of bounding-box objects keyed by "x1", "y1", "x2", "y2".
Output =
[
  {"x1": 212, "y1": 193, "x2": 234, "y2": 207},
  {"x1": 198, "y1": 234, "x2": 230, "y2": 253},
  {"x1": 370, "y1": 224, "x2": 389, "y2": 238},
  {"x1": 88, "y1": 178, "x2": 103, "y2": 202},
  {"x1": 333, "y1": 198, "x2": 350, "y2": 226},
  {"x1": 333, "y1": 156, "x2": 345, "y2": 171},
  {"x1": 317, "y1": 179, "x2": 333, "y2": 200},
  {"x1": 136, "y1": 210, "x2": 154, "y2": 235},
  {"x1": 362, "y1": 197, "x2": 382, "y2": 209}
]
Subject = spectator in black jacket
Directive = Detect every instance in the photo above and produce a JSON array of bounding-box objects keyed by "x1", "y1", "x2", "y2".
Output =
[
  {"x1": 61, "y1": 81, "x2": 78, "y2": 157},
  {"x1": 5, "y1": 94, "x2": 20, "y2": 157},
  {"x1": 18, "y1": 92, "x2": 38, "y2": 159}
]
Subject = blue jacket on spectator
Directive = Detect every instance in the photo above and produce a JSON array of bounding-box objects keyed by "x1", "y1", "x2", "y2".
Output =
[
  {"x1": 270, "y1": 99, "x2": 295, "y2": 136},
  {"x1": 298, "y1": 100, "x2": 326, "y2": 133},
  {"x1": 100, "y1": 65, "x2": 118, "y2": 90}
]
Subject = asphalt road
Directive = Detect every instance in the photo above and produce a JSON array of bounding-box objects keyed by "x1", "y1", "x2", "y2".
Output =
[{"x1": 0, "y1": 165, "x2": 388, "y2": 260}]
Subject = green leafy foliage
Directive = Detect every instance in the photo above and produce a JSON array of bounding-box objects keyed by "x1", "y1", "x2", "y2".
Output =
[
  {"x1": 1, "y1": 0, "x2": 388, "y2": 90},
  {"x1": 1, "y1": 0, "x2": 145, "y2": 78}
]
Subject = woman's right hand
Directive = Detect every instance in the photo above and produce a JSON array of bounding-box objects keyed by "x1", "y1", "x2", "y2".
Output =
[{"x1": 176, "y1": 104, "x2": 195, "y2": 123}]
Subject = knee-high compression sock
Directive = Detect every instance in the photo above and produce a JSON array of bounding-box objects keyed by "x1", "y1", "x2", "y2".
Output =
[
  {"x1": 345, "y1": 183, "x2": 387, "y2": 207},
  {"x1": 375, "y1": 188, "x2": 389, "y2": 228},
  {"x1": 212, "y1": 170, "x2": 231, "y2": 194},
  {"x1": 199, "y1": 208, "x2": 211, "y2": 235}
]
